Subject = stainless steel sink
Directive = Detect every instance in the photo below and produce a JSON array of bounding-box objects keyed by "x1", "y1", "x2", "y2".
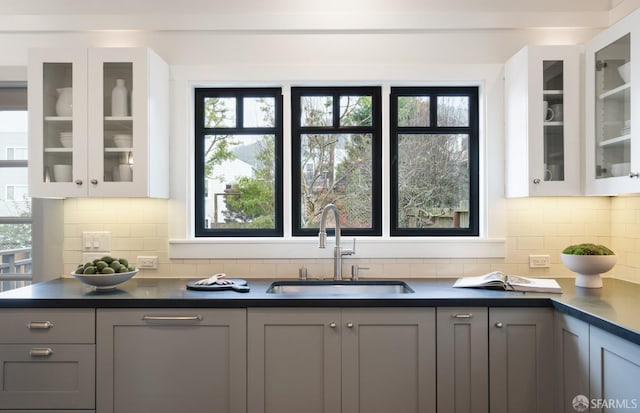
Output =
[{"x1": 266, "y1": 280, "x2": 414, "y2": 295}]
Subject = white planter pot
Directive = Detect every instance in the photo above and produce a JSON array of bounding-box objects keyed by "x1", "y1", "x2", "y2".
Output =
[{"x1": 560, "y1": 253, "x2": 617, "y2": 288}]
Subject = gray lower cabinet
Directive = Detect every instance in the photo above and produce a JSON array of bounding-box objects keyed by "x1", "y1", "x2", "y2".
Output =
[
  {"x1": 554, "y1": 312, "x2": 590, "y2": 413},
  {"x1": 247, "y1": 307, "x2": 436, "y2": 413},
  {"x1": 436, "y1": 307, "x2": 488, "y2": 413},
  {"x1": 96, "y1": 308, "x2": 246, "y2": 413},
  {"x1": 590, "y1": 326, "x2": 640, "y2": 412},
  {"x1": 0, "y1": 309, "x2": 95, "y2": 411},
  {"x1": 489, "y1": 307, "x2": 554, "y2": 413}
]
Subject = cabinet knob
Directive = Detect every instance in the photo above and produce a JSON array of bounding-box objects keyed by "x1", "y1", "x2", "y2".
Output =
[
  {"x1": 75, "y1": 179, "x2": 83, "y2": 186},
  {"x1": 346, "y1": 322, "x2": 354, "y2": 328},
  {"x1": 329, "y1": 321, "x2": 337, "y2": 328},
  {"x1": 630, "y1": 172, "x2": 640, "y2": 179},
  {"x1": 495, "y1": 322, "x2": 503, "y2": 328},
  {"x1": 90, "y1": 179, "x2": 98, "y2": 185},
  {"x1": 533, "y1": 178, "x2": 541, "y2": 185}
]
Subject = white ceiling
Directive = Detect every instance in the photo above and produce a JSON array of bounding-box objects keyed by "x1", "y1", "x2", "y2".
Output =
[
  {"x1": 0, "y1": 0, "x2": 635, "y2": 32},
  {"x1": 0, "y1": 0, "x2": 621, "y2": 14}
]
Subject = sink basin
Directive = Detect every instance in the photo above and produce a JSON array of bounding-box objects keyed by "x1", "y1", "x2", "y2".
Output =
[{"x1": 266, "y1": 280, "x2": 414, "y2": 295}]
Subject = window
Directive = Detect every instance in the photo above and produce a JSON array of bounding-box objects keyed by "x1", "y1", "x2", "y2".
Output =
[
  {"x1": 390, "y1": 87, "x2": 479, "y2": 236},
  {"x1": 291, "y1": 87, "x2": 382, "y2": 237},
  {"x1": 194, "y1": 88, "x2": 283, "y2": 237},
  {"x1": 0, "y1": 83, "x2": 32, "y2": 287}
]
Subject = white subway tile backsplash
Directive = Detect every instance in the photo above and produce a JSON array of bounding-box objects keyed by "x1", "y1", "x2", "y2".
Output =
[{"x1": 61, "y1": 197, "x2": 640, "y2": 284}]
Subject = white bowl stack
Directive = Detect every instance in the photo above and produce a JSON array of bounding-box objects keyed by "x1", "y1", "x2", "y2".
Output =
[
  {"x1": 113, "y1": 134, "x2": 133, "y2": 148},
  {"x1": 59, "y1": 132, "x2": 73, "y2": 148}
]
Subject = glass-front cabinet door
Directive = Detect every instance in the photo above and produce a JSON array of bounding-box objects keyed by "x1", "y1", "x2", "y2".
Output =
[
  {"x1": 586, "y1": 9, "x2": 640, "y2": 194},
  {"x1": 505, "y1": 45, "x2": 581, "y2": 197},
  {"x1": 28, "y1": 49, "x2": 88, "y2": 198},
  {"x1": 542, "y1": 59, "x2": 566, "y2": 183}
]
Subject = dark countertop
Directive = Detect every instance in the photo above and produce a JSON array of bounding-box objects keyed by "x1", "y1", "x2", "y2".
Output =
[{"x1": 0, "y1": 276, "x2": 638, "y2": 345}]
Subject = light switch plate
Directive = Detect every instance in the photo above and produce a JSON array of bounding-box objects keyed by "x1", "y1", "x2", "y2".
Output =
[{"x1": 82, "y1": 231, "x2": 111, "y2": 252}]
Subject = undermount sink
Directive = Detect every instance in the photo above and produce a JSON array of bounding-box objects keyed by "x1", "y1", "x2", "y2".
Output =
[{"x1": 266, "y1": 280, "x2": 414, "y2": 295}]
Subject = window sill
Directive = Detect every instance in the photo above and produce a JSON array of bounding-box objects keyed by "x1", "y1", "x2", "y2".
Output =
[{"x1": 169, "y1": 237, "x2": 505, "y2": 260}]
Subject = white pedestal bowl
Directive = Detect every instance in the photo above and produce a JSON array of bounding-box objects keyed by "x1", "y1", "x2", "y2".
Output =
[{"x1": 560, "y1": 254, "x2": 616, "y2": 288}]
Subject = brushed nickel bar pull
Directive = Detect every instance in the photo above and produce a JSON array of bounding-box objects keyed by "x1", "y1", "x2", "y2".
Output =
[
  {"x1": 30, "y1": 348, "x2": 54, "y2": 357},
  {"x1": 453, "y1": 313, "x2": 473, "y2": 319},
  {"x1": 27, "y1": 321, "x2": 54, "y2": 329},
  {"x1": 142, "y1": 315, "x2": 203, "y2": 321}
]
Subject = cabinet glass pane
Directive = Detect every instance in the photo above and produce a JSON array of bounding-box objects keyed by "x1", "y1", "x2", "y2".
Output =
[
  {"x1": 595, "y1": 33, "x2": 631, "y2": 179},
  {"x1": 43, "y1": 63, "x2": 73, "y2": 183},
  {"x1": 103, "y1": 62, "x2": 133, "y2": 183},
  {"x1": 543, "y1": 60, "x2": 565, "y2": 182}
]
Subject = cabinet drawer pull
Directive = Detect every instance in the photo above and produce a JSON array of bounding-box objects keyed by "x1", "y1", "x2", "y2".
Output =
[
  {"x1": 495, "y1": 322, "x2": 504, "y2": 328},
  {"x1": 142, "y1": 315, "x2": 203, "y2": 322},
  {"x1": 30, "y1": 348, "x2": 54, "y2": 357},
  {"x1": 346, "y1": 322, "x2": 354, "y2": 328},
  {"x1": 27, "y1": 321, "x2": 54, "y2": 330},
  {"x1": 329, "y1": 322, "x2": 337, "y2": 328},
  {"x1": 453, "y1": 313, "x2": 473, "y2": 319}
]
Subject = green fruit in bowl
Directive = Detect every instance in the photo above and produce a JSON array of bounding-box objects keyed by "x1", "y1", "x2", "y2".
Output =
[
  {"x1": 101, "y1": 267, "x2": 115, "y2": 274},
  {"x1": 83, "y1": 266, "x2": 97, "y2": 274},
  {"x1": 119, "y1": 258, "x2": 129, "y2": 267}
]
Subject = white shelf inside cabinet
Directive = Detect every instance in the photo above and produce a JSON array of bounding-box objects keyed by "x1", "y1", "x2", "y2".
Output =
[
  {"x1": 599, "y1": 83, "x2": 631, "y2": 100},
  {"x1": 104, "y1": 148, "x2": 133, "y2": 153},
  {"x1": 543, "y1": 89, "x2": 563, "y2": 95},
  {"x1": 599, "y1": 134, "x2": 631, "y2": 146},
  {"x1": 44, "y1": 147, "x2": 73, "y2": 153},
  {"x1": 544, "y1": 121, "x2": 564, "y2": 127},
  {"x1": 44, "y1": 116, "x2": 73, "y2": 122}
]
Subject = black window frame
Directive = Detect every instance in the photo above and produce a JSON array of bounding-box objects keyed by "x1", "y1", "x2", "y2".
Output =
[
  {"x1": 291, "y1": 86, "x2": 383, "y2": 237},
  {"x1": 194, "y1": 87, "x2": 284, "y2": 237},
  {"x1": 390, "y1": 86, "x2": 480, "y2": 237}
]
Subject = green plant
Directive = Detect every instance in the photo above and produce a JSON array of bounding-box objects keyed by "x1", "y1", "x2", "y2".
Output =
[{"x1": 562, "y1": 243, "x2": 614, "y2": 256}]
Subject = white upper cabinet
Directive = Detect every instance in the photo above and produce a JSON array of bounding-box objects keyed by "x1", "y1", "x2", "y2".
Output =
[
  {"x1": 586, "y1": 9, "x2": 640, "y2": 195},
  {"x1": 28, "y1": 48, "x2": 169, "y2": 198},
  {"x1": 505, "y1": 45, "x2": 582, "y2": 197}
]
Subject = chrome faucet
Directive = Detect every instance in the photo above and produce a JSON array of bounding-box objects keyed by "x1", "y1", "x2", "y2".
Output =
[{"x1": 318, "y1": 204, "x2": 355, "y2": 280}]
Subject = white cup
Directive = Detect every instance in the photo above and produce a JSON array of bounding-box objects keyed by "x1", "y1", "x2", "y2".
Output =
[
  {"x1": 53, "y1": 164, "x2": 72, "y2": 182},
  {"x1": 550, "y1": 104, "x2": 563, "y2": 121},
  {"x1": 118, "y1": 164, "x2": 133, "y2": 182},
  {"x1": 543, "y1": 101, "x2": 553, "y2": 121}
]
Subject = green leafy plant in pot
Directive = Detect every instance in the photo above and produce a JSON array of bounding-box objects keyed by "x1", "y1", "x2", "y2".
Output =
[{"x1": 560, "y1": 243, "x2": 616, "y2": 288}]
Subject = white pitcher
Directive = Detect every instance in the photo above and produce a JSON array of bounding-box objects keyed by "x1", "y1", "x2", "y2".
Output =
[{"x1": 55, "y1": 87, "x2": 73, "y2": 116}]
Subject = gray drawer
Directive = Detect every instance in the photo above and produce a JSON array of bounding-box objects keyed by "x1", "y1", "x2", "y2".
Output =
[
  {"x1": 0, "y1": 309, "x2": 94, "y2": 344},
  {"x1": 0, "y1": 344, "x2": 95, "y2": 409}
]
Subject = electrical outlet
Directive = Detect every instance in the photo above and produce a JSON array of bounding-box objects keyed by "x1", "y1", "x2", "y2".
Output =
[
  {"x1": 529, "y1": 254, "x2": 551, "y2": 268},
  {"x1": 137, "y1": 256, "x2": 158, "y2": 269}
]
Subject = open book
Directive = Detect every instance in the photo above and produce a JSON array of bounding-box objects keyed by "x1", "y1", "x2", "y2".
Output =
[{"x1": 453, "y1": 271, "x2": 562, "y2": 293}]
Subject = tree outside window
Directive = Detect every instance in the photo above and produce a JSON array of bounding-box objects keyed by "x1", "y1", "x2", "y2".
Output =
[
  {"x1": 292, "y1": 87, "x2": 382, "y2": 236},
  {"x1": 194, "y1": 88, "x2": 283, "y2": 237}
]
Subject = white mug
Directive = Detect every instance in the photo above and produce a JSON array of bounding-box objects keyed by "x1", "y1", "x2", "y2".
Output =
[
  {"x1": 543, "y1": 101, "x2": 553, "y2": 121},
  {"x1": 550, "y1": 104, "x2": 563, "y2": 122},
  {"x1": 53, "y1": 164, "x2": 72, "y2": 182}
]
